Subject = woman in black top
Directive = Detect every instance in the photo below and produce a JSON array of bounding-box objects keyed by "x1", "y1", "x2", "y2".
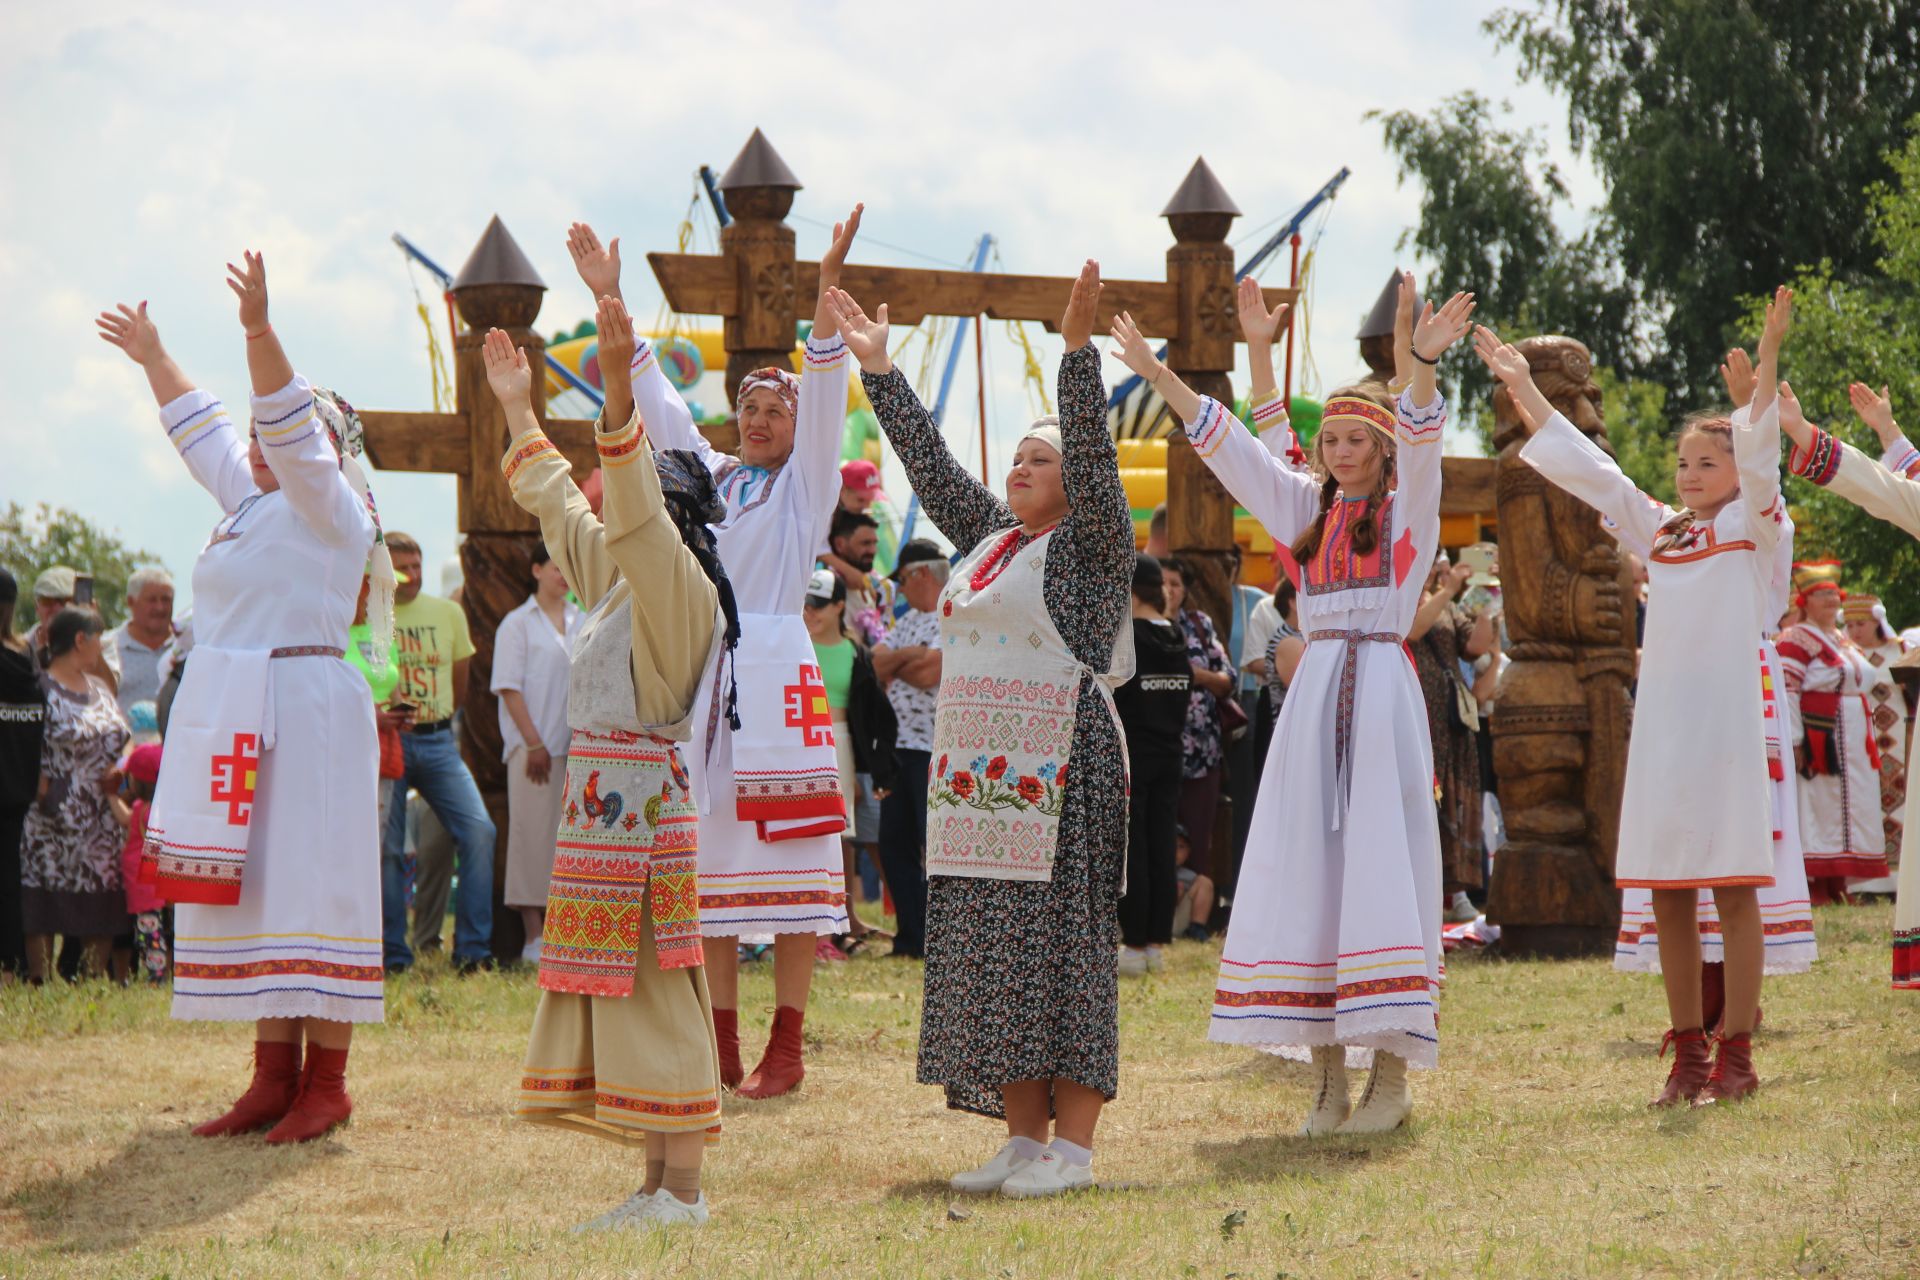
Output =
[
  {"x1": 1112, "y1": 554, "x2": 1191, "y2": 974},
  {"x1": 0, "y1": 570, "x2": 45, "y2": 979}
]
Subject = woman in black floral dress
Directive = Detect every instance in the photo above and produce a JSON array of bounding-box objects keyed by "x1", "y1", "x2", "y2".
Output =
[{"x1": 826, "y1": 264, "x2": 1133, "y2": 1199}]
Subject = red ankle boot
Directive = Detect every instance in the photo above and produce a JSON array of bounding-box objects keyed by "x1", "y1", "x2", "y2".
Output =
[
  {"x1": 735, "y1": 1006, "x2": 805, "y2": 1099},
  {"x1": 193, "y1": 1040, "x2": 303, "y2": 1137},
  {"x1": 1649, "y1": 1028, "x2": 1712, "y2": 1108},
  {"x1": 264, "y1": 1045, "x2": 353, "y2": 1143},
  {"x1": 713, "y1": 1007, "x2": 744, "y2": 1090},
  {"x1": 1699, "y1": 962, "x2": 1726, "y2": 1036},
  {"x1": 1694, "y1": 1032, "x2": 1759, "y2": 1106}
]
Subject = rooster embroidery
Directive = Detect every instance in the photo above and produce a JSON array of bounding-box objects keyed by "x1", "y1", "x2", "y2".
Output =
[
  {"x1": 667, "y1": 751, "x2": 691, "y2": 801},
  {"x1": 642, "y1": 779, "x2": 671, "y2": 830},
  {"x1": 580, "y1": 770, "x2": 624, "y2": 830}
]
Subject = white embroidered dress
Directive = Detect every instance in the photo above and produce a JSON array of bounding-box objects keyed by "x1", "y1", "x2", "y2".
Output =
[
  {"x1": 1778, "y1": 621, "x2": 1893, "y2": 880},
  {"x1": 1521, "y1": 404, "x2": 1781, "y2": 893},
  {"x1": 627, "y1": 335, "x2": 853, "y2": 937},
  {"x1": 1191, "y1": 390, "x2": 1447, "y2": 1069},
  {"x1": 159, "y1": 377, "x2": 384, "y2": 1023}
]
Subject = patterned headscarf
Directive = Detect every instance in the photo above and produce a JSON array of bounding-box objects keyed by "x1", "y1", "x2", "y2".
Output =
[
  {"x1": 736, "y1": 367, "x2": 800, "y2": 420},
  {"x1": 313, "y1": 387, "x2": 397, "y2": 671},
  {"x1": 656, "y1": 448, "x2": 741, "y2": 729}
]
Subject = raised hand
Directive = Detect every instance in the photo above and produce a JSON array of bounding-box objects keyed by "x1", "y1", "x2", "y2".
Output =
[
  {"x1": 567, "y1": 222, "x2": 622, "y2": 301},
  {"x1": 1776, "y1": 380, "x2": 1816, "y2": 451},
  {"x1": 595, "y1": 294, "x2": 636, "y2": 379},
  {"x1": 1236, "y1": 275, "x2": 1289, "y2": 346},
  {"x1": 1472, "y1": 325, "x2": 1529, "y2": 387},
  {"x1": 1756, "y1": 285, "x2": 1793, "y2": 366},
  {"x1": 1849, "y1": 381, "x2": 1899, "y2": 445},
  {"x1": 819, "y1": 204, "x2": 864, "y2": 289},
  {"x1": 1392, "y1": 271, "x2": 1418, "y2": 384},
  {"x1": 482, "y1": 328, "x2": 532, "y2": 407},
  {"x1": 226, "y1": 251, "x2": 269, "y2": 334},
  {"x1": 96, "y1": 302, "x2": 165, "y2": 366},
  {"x1": 1107, "y1": 311, "x2": 1159, "y2": 381},
  {"x1": 825, "y1": 287, "x2": 891, "y2": 374},
  {"x1": 1719, "y1": 347, "x2": 1756, "y2": 409},
  {"x1": 1412, "y1": 290, "x2": 1476, "y2": 362},
  {"x1": 1060, "y1": 259, "x2": 1103, "y2": 351}
]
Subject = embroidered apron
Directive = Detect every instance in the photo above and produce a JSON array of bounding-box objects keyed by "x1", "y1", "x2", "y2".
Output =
[
  {"x1": 538, "y1": 592, "x2": 712, "y2": 997},
  {"x1": 926, "y1": 526, "x2": 1131, "y2": 883}
]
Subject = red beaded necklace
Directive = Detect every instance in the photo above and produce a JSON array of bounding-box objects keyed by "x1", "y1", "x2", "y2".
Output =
[{"x1": 969, "y1": 523, "x2": 1056, "y2": 592}]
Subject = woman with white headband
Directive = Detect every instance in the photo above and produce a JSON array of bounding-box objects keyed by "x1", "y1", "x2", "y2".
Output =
[
  {"x1": 829, "y1": 262, "x2": 1135, "y2": 1199},
  {"x1": 1113, "y1": 274, "x2": 1475, "y2": 1137},
  {"x1": 96, "y1": 253, "x2": 390, "y2": 1143}
]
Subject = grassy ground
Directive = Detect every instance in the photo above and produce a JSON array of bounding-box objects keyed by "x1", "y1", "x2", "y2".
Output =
[{"x1": 2, "y1": 903, "x2": 1917, "y2": 1280}]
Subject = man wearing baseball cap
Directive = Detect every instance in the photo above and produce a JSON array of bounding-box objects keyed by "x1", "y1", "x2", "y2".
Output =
[
  {"x1": 869, "y1": 538, "x2": 949, "y2": 957},
  {"x1": 27, "y1": 567, "x2": 117, "y2": 692},
  {"x1": 838, "y1": 459, "x2": 887, "y2": 515}
]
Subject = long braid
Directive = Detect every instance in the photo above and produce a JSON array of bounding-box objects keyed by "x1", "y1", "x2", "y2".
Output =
[
  {"x1": 1351, "y1": 448, "x2": 1395, "y2": 557},
  {"x1": 1289, "y1": 473, "x2": 1342, "y2": 565}
]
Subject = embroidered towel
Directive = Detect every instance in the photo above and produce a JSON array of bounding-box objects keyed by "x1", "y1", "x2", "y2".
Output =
[{"x1": 141, "y1": 647, "x2": 272, "y2": 905}]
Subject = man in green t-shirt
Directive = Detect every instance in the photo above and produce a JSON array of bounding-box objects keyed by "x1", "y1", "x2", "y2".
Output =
[{"x1": 379, "y1": 533, "x2": 496, "y2": 973}]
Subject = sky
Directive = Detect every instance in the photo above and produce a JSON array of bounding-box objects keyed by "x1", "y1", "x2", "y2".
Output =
[{"x1": 0, "y1": 1, "x2": 1604, "y2": 607}]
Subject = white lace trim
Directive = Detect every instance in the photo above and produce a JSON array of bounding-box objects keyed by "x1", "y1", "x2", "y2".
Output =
[{"x1": 1211, "y1": 1006, "x2": 1439, "y2": 1071}]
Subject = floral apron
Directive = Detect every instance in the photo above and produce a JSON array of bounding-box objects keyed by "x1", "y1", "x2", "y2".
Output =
[{"x1": 926, "y1": 526, "x2": 1131, "y2": 883}]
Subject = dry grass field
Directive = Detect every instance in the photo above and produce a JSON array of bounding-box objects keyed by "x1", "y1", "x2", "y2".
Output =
[{"x1": 3, "y1": 903, "x2": 1917, "y2": 1279}]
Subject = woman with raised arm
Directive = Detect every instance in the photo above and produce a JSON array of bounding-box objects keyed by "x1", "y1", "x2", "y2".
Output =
[
  {"x1": 1111, "y1": 274, "x2": 1474, "y2": 1136},
  {"x1": 1611, "y1": 345, "x2": 1816, "y2": 1028},
  {"x1": 1474, "y1": 288, "x2": 1794, "y2": 1106},
  {"x1": 562, "y1": 211, "x2": 862, "y2": 1099},
  {"x1": 1773, "y1": 376, "x2": 1920, "y2": 991},
  {"x1": 95, "y1": 254, "x2": 392, "y2": 1142},
  {"x1": 491, "y1": 295, "x2": 734, "y2": 1231},
  {"x1": 828, "y1": 263, "x2": 1135, "y2": 1199}
]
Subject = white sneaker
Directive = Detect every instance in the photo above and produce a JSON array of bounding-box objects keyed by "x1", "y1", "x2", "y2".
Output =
[
  {"x1": 950, "y1": 1140, "x2": 1034, "y2": 1193},
  {"x1": 1446, "y1": 892, "x2": 1478, "y2": 923},
  {"x1": 571, "y1": 1189, "x2": 653, "y2": 1233},
  {"x1": 521, "y1": 939, "x2": 543, "y2": 965},
  {"x1": 1145, "y1": 945, "x2": 1165, "y2": 973},
  {"x1": 1118, "y1": 946, "x2": 1148, "y2": 977},
  {"x1": 635, "y1": 1189, "x2": 709, "y2": 1228},
  {"x1": 999, "y1": 1149, "x2": 1094, "y2": 1199}
]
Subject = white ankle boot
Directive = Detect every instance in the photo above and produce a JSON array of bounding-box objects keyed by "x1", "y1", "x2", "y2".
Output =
[
  {"x1": 1300, "y1": 1044, "x2": 1351, "y2": 1135},
  {"x1": 1335, "y1": 1052, "x2": 1411, "y2": 1134}
]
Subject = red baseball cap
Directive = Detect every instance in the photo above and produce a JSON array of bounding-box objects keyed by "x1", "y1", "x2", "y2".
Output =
[{"x1": 839, "y1": 459, "x2": 886, "y2": 499}]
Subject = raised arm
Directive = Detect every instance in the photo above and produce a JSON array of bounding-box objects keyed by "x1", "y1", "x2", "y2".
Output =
[
  {"x1": 1479, "y1": 324, "x2": 1671, "y2": 551},
  {"x1": 1397, "y1": 281, "x2": 1477, "y2": 522},
  {"x1": 227, "y1": 254, "x2": 371, "y2": 546},
  {"x1": 1846, "y1": 381, "x2": 1920, "y2": 477},
  {"x1": 1785, "y1": 381, "x2": 1920, "y2": 543},
  {"x1": 1732, "y1": 396, "x2": 1783, "y2": 552},
  {"x1": 1108, "y1": 309, "x2": 1321, "y2": 545},
  {"x1": 1747, "y1": 286, "x2": 1791, "y2": 425},
  {"x1": 97, "y1": 302, "x2": 252, "y2": 512},
  {"x1": 792, "y1": 209, "x2": 862, "y2": 549},
  {"x1": 831, "y1": 285, "x2": 1013, "y2": 550},
  {"x1": 487, "y1": 329, "x2": 618, "y2": 608},
  {"x1": 1236, "y1": 275, "x2": 1290, "y2": 404},
  {"x1": 1055, "y1": 261, "x2": 1134, "y2": 587}
]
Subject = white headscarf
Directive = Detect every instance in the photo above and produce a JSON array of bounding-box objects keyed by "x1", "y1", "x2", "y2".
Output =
[
  {"x1": 1018, "y1": 415, "x2": 1062, "y2": 457},
  {"x1": 313, "y1": 389, "x2": 398, "y2": 670}
]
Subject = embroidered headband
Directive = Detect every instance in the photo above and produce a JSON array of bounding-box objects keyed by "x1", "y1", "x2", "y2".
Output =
[
  {"x1": 736, "y1": 367, "x2": 799, "y2": 419},
  {"x1": 1321, "y1": 395, "x2": 1396, "y2": 438}
]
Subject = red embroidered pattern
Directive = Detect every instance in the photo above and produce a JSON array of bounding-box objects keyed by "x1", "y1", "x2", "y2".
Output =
[
  {"x1": 210, "y1": 733, "x2": 259, "y2": 826},
  {"x1": 782, "y1": 665, "x2": 835, "y2": 747}
]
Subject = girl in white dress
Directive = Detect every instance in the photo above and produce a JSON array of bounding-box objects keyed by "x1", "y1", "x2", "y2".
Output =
[
  {"x1": 1475, "y1": 287, "x2": 1794, "y2": 1107},
  {"x1": 97, "y1": 253, "x2": 390, "y2": 1143},
  {"x1": 1112, "y1": 275, "x2": 1476, "y2": 1136}
]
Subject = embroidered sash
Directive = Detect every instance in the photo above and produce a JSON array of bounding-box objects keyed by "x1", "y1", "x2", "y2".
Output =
[
  {"x1": 541, "y1": 728, "x2": 702, "y2": 996},
  {"x1": 726, "y1": 614, "x2": 847, "y2": 842}
]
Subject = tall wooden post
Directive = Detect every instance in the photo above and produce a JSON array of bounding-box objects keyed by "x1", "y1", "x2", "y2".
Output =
[
  {"x1": 449, "y1": 216, "x2": 546, "y2": 958},
  {"x1": 716, "y1": 129, "x2": 801, "y2": 422},
  {"x1": 1162, "y1": 158, "x2": 1242, "y2": 632}
]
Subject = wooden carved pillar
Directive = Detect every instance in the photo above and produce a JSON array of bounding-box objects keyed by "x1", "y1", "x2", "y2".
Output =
[
  {"x1": 1162, "y1": 160, "x2": 1243, "y2": 634},
  {"x1": 717, "y1": 129, "x2": 802, "y2": 410},
  {"x1": 449, "y1": 218, "x2": 548, "y2": 959}
]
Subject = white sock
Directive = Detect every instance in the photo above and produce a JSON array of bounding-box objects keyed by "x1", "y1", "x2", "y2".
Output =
[
  {"x1": 1451, "y1": 890, "x2": 1473, "y2": 911},
  {"x1": 1048, "y1": 1137, "x2": 1092, "y2": 1168},
  {"x1": 1008, "y1": 1135, "x2": 1046, "y2": 1162}
]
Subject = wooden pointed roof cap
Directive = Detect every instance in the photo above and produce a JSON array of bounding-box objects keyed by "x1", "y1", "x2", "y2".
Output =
[
  {"x1": 452, "y1": 215, "x2": 545, "y2": 291},
  {"x1": 1358, "y1": 268, "x2": 1420, "y2": 339},
  {"x1": 718, "y1": 128, "x2": 802, "y2": 192},
  {"x1": 1160, "y1": 157, "x2": 1241, "y2": 217}
]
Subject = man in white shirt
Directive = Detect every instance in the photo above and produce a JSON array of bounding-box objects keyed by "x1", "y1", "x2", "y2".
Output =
[
  {"x1": 871, "y1": 539, "x2": 947, "y2": 958},
  {"x1": 103, "y1": 567, "x2": 176, "y2": 715},
  {"x1": 489, "y1": 545, "x2": 580, "y2": 963}
]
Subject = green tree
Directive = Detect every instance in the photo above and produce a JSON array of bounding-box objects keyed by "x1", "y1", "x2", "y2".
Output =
[
  {"x1": 1488, "y1": 0, "x2": 1920, "y2": 399},
  {"x1": 0, "y1": 502, "x2": 168, "y2": 631},
  {"x1": 1768, "y1": 122, "x2": 1920, "y2": 622},
  {"x1": 1373, "y1": 92, "x2": 1638, "y2": 441}
]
